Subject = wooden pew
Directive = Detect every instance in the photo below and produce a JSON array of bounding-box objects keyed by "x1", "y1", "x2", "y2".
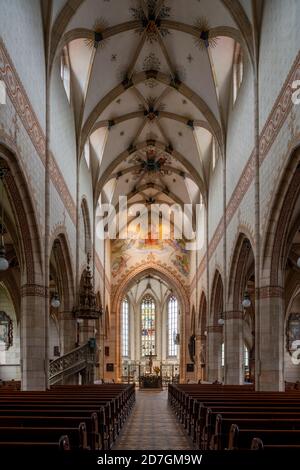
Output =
[
  {"x1": 0, "y1": 384, "x2": 135, "y2": 450},
  {"x1": 229, "y1": 424, "x2": 300, "y2": 450}
]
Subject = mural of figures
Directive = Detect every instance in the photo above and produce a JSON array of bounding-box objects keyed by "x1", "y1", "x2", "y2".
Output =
[{"x1": 111, "y1": 231, "x2": 190, "y2": 281}]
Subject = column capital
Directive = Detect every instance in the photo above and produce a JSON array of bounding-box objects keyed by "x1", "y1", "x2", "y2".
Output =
[
  {"x1": 207, "y1": 325, "x2": 223, "y2": 333},
  {"x1": 259, "y1": 285, "x2": 284, "y2": 299},
  {"x1": 225, "y1": 310, "x2": 244, "y2": 320},
  {"x1": 21, "y1": 284, "x2": 47, "y2": 297}
]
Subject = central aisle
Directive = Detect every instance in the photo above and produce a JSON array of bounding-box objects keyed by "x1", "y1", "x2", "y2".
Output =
[{"x1": 114, "y1": 389, "x2": 193, "y2": 450}]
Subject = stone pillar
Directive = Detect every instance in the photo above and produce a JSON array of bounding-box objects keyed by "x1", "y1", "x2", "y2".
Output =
[
  {"x1": 80, "y1": 319, "x2": 95, "y2": 344},
  {"x1": 195, "y1": 334, "x2": 201, "y2": 381},
  {"x1": 20, "y1": 285, "x2": 47, "y2": 390},
  {"x1": 224, "y1": 311, "x2": 244, "y2": 384},
  {"x1": 256, "y1": 286, "x2": 284, "y2": 391},
  {"x1": 196, "y1": 334, "x2": 207, "y2": 381},
  {"x1": 60, "y1": 311, "x2": 76, "y2": 354},
  {"x1": 207, "y1": 325, "x2": 223, "y2": 382}
]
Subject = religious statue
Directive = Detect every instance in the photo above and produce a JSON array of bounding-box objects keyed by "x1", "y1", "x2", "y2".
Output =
[{"x1": 148, "y1": 350, "x2": 153, "y2": 374}]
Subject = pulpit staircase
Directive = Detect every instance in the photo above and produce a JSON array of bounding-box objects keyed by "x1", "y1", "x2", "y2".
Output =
[{"x1": 49, "y1": 341, "x2": 96, "y2": 385}]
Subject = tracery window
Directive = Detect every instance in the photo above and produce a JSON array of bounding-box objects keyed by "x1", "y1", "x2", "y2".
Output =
[
  {"x1": 121, "y1": 298, "x2": 129, "y2": 357},
  {"x1": 141, "y1": 295, "x2": 156, "y2": 356},
  {"x1": 168, "y1": 296, "x2": 178, "y2": 357}
]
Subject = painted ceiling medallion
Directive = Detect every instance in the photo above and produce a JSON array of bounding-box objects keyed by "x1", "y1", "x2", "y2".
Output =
[
  {"x1": 129, "y1": 148, "x2": 173, "y2": 177},
  {"x1": 85, "y1": 18, "x2": 109, "y2": 50},
  {"x1": 130, "y1": 0, "x2": 171, "y2": 43},
  {"x1": 194, "y1": 17, "x2": 218, "y2": 50}
]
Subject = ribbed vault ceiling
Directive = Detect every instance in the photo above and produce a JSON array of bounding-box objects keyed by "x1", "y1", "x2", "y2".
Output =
[{"x1": 51, "y1": 0, "x2": 253, "y2": 214}]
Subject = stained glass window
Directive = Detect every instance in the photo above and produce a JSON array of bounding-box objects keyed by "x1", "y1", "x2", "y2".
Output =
[
  {"x1": 244, "y1": 344, "x2": 249, "y2": 367},
  {"x1": 122, "y1": 298, "x2": 129, "y2": 357},
  {"x1": 141, "y1": 295, "x2": 156, "y2": 356},
  {"x1": 221, "y1": 342, "x2": 225, "y2": 367},
  {"x1": 168, "y1": 296, "x2": 178, "y2": 357}
]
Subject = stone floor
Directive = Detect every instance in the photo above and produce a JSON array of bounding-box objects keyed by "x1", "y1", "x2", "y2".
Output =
[{"x1": 113, "y1": 389, "x2": 193, "y2": 450}]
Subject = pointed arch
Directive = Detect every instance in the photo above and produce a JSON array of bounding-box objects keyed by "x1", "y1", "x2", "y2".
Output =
[
  {"x1": 81, "y1": 197, "x2": 92, "y2": 255},
  {"x1": 199, "y1": 291, "x2": 207, "y2": 335},
  {"x1": 0, "y1": 143, "x2": 43, "y2": 285},
  {"x1": 262, "y1": 146, "x2": 300, "y2": 286},
  {"x1": 228, "y1": 233, "x2": 255, "y2": 310},
  {"x1": 210, "y1": 270, "x2": 224, "y2": 324},
  {"x1": 49, "y1": 232, "x2": 75, "y2": 312}
]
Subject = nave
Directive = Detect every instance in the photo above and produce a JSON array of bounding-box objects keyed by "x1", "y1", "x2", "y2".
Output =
[{"x1": 114, "y1": 390, "x2": 192, "y2": 450}]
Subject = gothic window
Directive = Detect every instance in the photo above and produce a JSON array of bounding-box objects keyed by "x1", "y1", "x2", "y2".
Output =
[
  {"x1": 221, "y1": 342, "x2": 225, "y2": 368},
  {"x1": 233, "y1": 43, "x2": 243, "y2": 104},
  {"x1": 121, "y1": 298, "x2": 129, "y2": 357},
  {"x1": 81, "y1": 199, "x2": 91, "y2": 255},
  {"x1": 168, "y1": 295, "x2": 178, "y2": 357},
  {"x1": 141, "y1": 295, "x2": 156, "y2": 357},
  {"x1": 60, "y1": 46, "x2": 70, "y2": 102},
  {"x1": 0, "y1": 311, "x2": 13, "y2": 350}
]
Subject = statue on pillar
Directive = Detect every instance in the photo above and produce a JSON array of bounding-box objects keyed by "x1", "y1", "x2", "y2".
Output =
[{"x1": 148, "y1": 350, "x2": 153, "y2": 374}]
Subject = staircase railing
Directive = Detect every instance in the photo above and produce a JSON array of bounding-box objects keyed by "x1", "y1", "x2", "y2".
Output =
[{"x1": 49, "y1": 342, "x2": 96, "y2": 385}]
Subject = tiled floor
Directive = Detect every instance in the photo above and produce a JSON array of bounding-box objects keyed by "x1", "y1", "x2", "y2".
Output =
[{"x1": 113, "y1": 389, "x2": 193, "y2": 450}]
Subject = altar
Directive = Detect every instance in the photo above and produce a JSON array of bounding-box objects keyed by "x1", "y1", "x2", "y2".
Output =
[
  {"x1": 139, "y1": 351, "x2": 162, "y2": 388},
  {"x1": 139, "y1": 375, "x2": 162, "y2": 389}
]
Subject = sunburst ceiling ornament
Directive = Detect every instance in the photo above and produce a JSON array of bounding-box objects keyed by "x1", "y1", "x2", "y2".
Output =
[
  {"x1": 130, "y1": 0, "x2": 171, "y2": 43},
  {"x1": 194, "y1": 17, "x2": 218, "y2": 50},
  {"x1": 85, "y1": 18, "x2": 109, "y2": 50},
  {"x1": 130, "y1": 148, "x2": 172, "y2": 178}
]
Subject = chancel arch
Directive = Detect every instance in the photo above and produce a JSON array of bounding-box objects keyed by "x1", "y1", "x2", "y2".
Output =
[{"x1": 111, "y1": 264, "x2": 189, "y2": 383}]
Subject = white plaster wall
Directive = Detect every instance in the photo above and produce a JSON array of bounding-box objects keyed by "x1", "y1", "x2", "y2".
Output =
[
  {"x1": 0, "y1": 0, "x2": 46, "y2": 130},
  {"x1": 50, "y1": 57, "x2": 77, "y2": 199},
  {"x1": 226, "y1": 56, "x2": 254, "y2": 203},
  {"x1": 208, "y1": 156, "x2": 223, "y2": 239},
  {"x1": 259, "y1": 0, "x2": 300, "y2": 130}
]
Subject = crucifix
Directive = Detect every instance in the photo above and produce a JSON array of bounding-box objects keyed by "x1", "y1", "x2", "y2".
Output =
[{"x1": 145, "y1": 349, "x2": 156, "y2": 374}]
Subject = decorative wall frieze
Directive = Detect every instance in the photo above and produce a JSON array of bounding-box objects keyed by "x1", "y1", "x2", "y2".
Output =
[
  {"x1": 0, "y1": 39, "x2": 76, "y2": 225},
  {"x1": 225, "y1": 310, "x2": 244, "y2": 320},
  {"x1": 207, "y1": 325, "x2": 223, "y2": 333},
  {"x1": 21, "y1": 284, "x2": 47, "y2": 298},
  {"x1": 259, "y1": 286, "x2": 284, "y2": 299}
]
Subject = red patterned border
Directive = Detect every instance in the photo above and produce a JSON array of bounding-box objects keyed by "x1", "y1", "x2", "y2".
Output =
[
  {"x1": 259, "y1": 286, "x2": 284, "y2": 299},
  {"x1": 207, "y1": 325, "x2": 223, "y2": 333},
  {"x1": 0, "y1": 39, "x2": 76, "y2": 225},
  {"x1": 21, "y1": 284, "x2": 47, "y2": 297},
  {"x1": 191, "y1": 50, "x2": 300, "y2": 291},
  {"x1": 225, "y1": 310, "x2": 244, "y2": 320}
]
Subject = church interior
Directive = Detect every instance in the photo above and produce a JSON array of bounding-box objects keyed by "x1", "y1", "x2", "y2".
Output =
[{"x1": 0, "y1": 0, "x2": 300, "y2": 457}]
